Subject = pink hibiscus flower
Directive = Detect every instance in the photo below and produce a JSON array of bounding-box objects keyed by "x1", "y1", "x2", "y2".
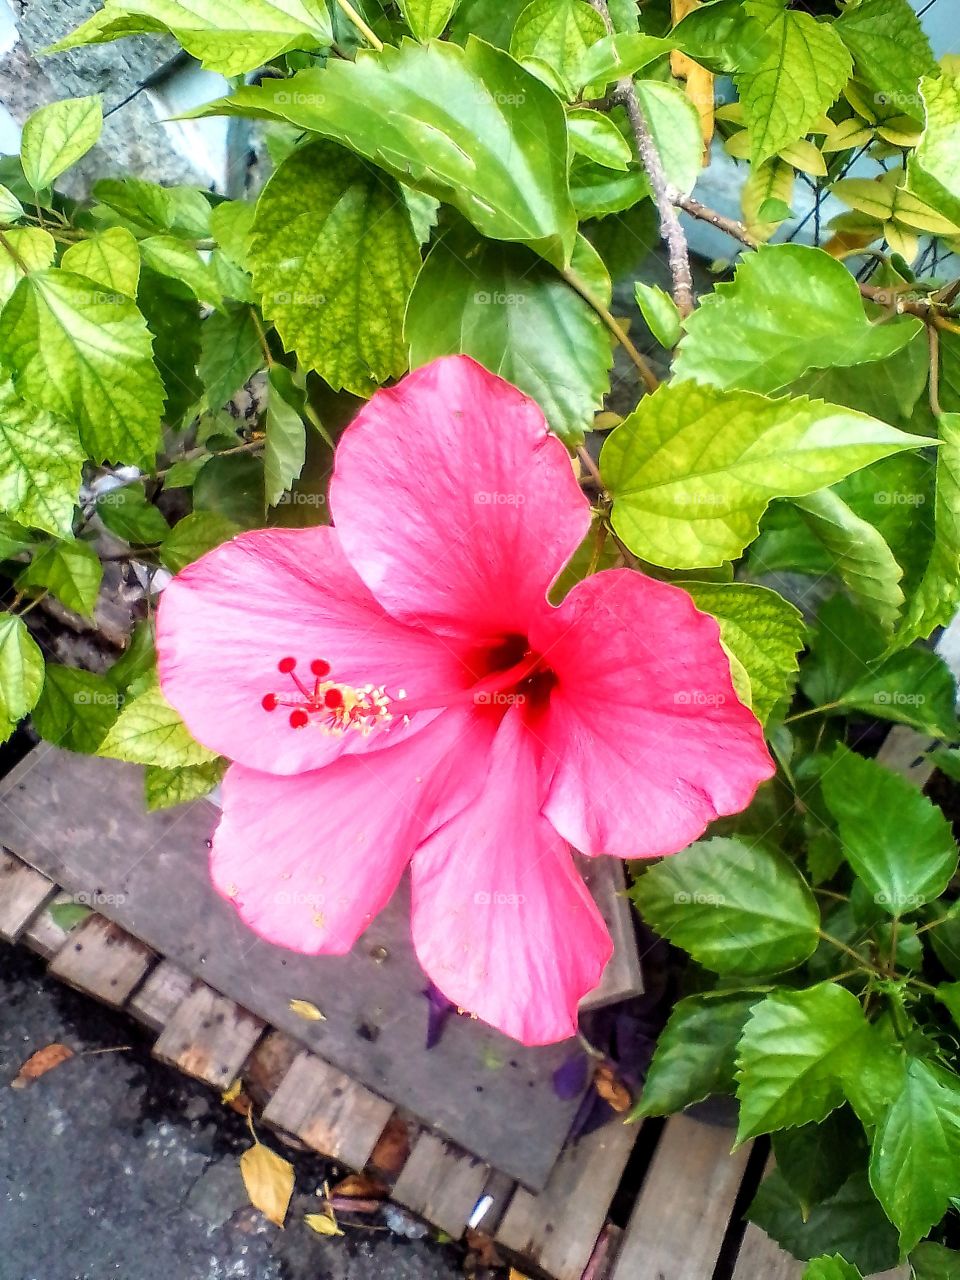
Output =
[{"x1": 157, "y1": 356, "x2": 773, "y2": 1045}]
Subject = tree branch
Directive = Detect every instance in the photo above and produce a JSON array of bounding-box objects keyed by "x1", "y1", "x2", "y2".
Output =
[{"x1": 673, "y1": 193, "x2": 758, "y2": 249}]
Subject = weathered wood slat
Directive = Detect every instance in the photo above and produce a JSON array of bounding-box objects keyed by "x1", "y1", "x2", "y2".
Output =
[
  {"x1": 732, "y1": 1225, "x2": 803, "y2": 1280},
  {"x1": 496, "y1": 1110, "x2": 640, "y2": 1280},
  {"x1": 262, "y1": 1049, "x2": 393, "y2": 1170},
  {"x1": 392, "y1": 1133, "x2": 489, "y2": 1240},
  {"x1": 0, "y1": 848, "x2": 55, "y2": 941},
  {"x1": 153, "y1": 984, "x2": 263, "y2": 1088},
  {"x1": 577, "y1": 857, "x2": 643, "y2": 1010},
  {"x1": 21, "y1": 892, "x2": 85, "y2": 959},
  {"x1": 609, "y1": 1115, "x2": 751, "y2": 1280},
  {"x1": 127, "y1": 960, "x2": 196, "y2": 1031},
  {"x1": 48, "y1": 914, "x2": 155, "y2": 1006}
]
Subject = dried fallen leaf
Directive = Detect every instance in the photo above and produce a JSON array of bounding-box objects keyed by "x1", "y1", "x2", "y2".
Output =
[
  {"x1": 508, "y1": 1269, "x2": 533, "y2": 1280},
  {"x1": 369, "y1": 1113, "x2": 411, "y2": 1176},
  {"x1": 594, "y1": 1064, "x2": 632, "y2": 1113},
  {"x1": 240, "y1": 1141, "x2": 295, "y2": 1228},
  {"x1": 221, "y1": 1079, "x2": 243, "y2": 1104},
  {"x1": 288, "y1": 998, "x2": 326, "y2": 1021},
  {"x1": 12, "y1": 1043, "x2": 74, "y2": 1088},
  {"x1": 305, "y1": 1210, "x2": 344, "y2": 1237},
  {"x1": 331, "y1": 1172, "x2": 388, "y2": 1200}
]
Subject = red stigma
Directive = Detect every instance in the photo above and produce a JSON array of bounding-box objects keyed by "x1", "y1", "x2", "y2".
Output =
[
  {"x1": 324, "y1": 687, "x2": 344, "y2": 709},
  {"x1": 310, "y1": 658, "x2": 331, "y2": 678},
  {"x1": 261, "y1": 693, "x2": 278, "y2": 712},
  {"x1": 289, "y1": 708, "x2": 309, "y2": 729},
  {"x1": 278, "y1": 656, "x2": 297, "y2": 674}
]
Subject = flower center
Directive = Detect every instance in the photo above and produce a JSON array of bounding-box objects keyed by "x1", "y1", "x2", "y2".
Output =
[{"x1": 261, "y1": 657, "x2": 396, "y2": 734}]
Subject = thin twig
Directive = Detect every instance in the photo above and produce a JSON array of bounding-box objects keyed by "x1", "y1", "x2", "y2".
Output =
[
  {"x1": 561, "y1": 267, "x2": 658, "y2": 392},
  {"x1": 673, "y1": 194, "x2": 758, "y2": 249},
  {"x1": 333, "y1": 0, "x2": 384, "y2": 50},
  {"x1": 0, "y1": 229, "x2": 29, "y2": 274},
  {"x1": 928, "y1": 321, "x2": 943, "y2": 418},
  {"x1": 576, "y1": 446, "x2": 604, "y2": 491},
  {"x1": 586, "y1": 0, "x2": 695, "y2": 316}
]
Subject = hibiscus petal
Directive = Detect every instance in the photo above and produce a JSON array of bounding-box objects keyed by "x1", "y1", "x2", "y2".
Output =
[
  {"x1": 157, "y1": 525, "x2": 470, "y2": 775},
  {"x1": 212, "y1": 708, "x2": 493, "y2": 954},
  {"x1": 531, "y1": 569, "x2": 774, "y2": 858},
  {"x1": 330, "y1": 356, "x2": 590, "y2": 637},
  {"x1": 411, "y1": 709, "x2": 612, "y2": 1046}
]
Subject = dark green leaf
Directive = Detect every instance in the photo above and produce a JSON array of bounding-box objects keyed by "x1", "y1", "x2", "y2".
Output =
[
  {"x1": 161, "y1": 511, "x2": 240, "y2": 574},
  {"x1": 96, "y1": 485, "x2": 170, "y2": 546},
  {"x1": 199, "y1": 305, "x2": 264, "y2": 412},
  {"x1": 32, "y1": 664, "x2": 121, "y2": 753},
  {"x1": 18, "y1": 539, "x2": 102, "y2": 618}
]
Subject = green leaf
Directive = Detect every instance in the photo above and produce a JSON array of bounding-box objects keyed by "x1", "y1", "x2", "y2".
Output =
[
  {"x1": 61, "y1": 227, "x2": 141, "y2": 297},
  {"x1": 405, "y1": 223, "x2": 611, "y2": 446},
  {"x1": 567, "y1": 109, "x2": 632, "y2": 170},
  {"x1": 0, "y1": 269, "x2": 165, "y2": 468},
  {"x1": 791, "y1": 488, "x2": 904, "y2": 632},
  {"x1": 631, "y1": 837, "x2": 820, "y2": 977},
  {"x1": 801, "y1": 594, "x2": 960, "y2": 740},
  {"x1": 139, "y1": 235, "x2": 222, "y2": 308},
  {"x1": 773, "y1": 1111, "x2": 868, "y2": 1220},
  {"x1": 682, "y1": 582, "x2": 805, "y2": 724},
  {"x1": 193, "y1": 453, "x2": 264, "y2": 530},
  {"x1": 672, "y1": 0, "x2": 774, "y2": 75},
  {"x1": 18, "y1": 539, "x2": 102, "y2": 618},
  {"x1": 202, "y1": 38, "x2": 578, "y2": 268},
  {"x1": 791, "y1": 330, "x2": 930, "y2": 428},
  {"x1": 161, "y1": 511, "x2": 240, "y2": 574},
  {"x1": 93, "y1": 178, "x2": 212, "y2": 239},
  {"x1": 250, "y1": 141, "x2": 418, "y2": 396},
  {"x1": 20, "y1": 95, "x2": 102, "y2": 191},
  {"x1": 0, "y1": 376, "x2": 82, "y2": 538},
  {"x1": 822, "y1": 744, "x2": 956, "y2": 916},
  {"x1": 629, "y1": 993, "x2": 760, "y2": 1118},
  {"x1": 673, "y1": 245, "x2": 922, "y2": 394},
  {"x1": 633, "y1": 282, "x2": 681, "y2": 349},
  {"x1": 32, "y1": 664, "x2": 121, "y2": 753},
  {"x1": 511, "y1": 0, "x2": 606, "y2": 94},
  {"x1": 735, "y1": 984, "x2": 873, "y2": 1143},
  {"x1": 144, "y1": 759, "x2": 226, "y2": 811},
  {"x1": 0, "y1": 185, "x2": 25, "y2": 225},
  {"x1": 870, "y1": 1057, "x2": 960, "y2": 1254},
  {"x1": 748, "y1": 1169, "x2": 900, "y2": 1275},
  {"x1": 98, "y1": 680, "x2": 218, "y2": 768},
  {"x1": 210, "y1": 201, "x2": 255, "y2": 270},
  {"x1": 264, "y1": 367, "x2": 306, "y2": 509},
  {"x1": 601, "y1": 380, "x2": 925, "y2": 568},
  {"x1": 448, "y1": 0, "x2": 527, "y2": 48},
  {"x1": 907, "y1": 73, "x2": 960, "y2": 228},
  {"x1": 0, "y1": 613, "x2": 43, "y2": 734},
  {"x1": 571, "y1": 31, "x2": 672, "y2": 93},
  {"x1": 736, "y1": 0, "x2": 852, "y2": 166},
  {"x1": 634, "y1": 80, "x2": 704, "y2": 198},
  {"x1": 398, "y1": 0, "x2": 458, "y2": 39},
  {"x1": 895, "y1": 413, "x2": 960, "y2": 647},
  {"x1": 0, "y1": 229, "x2": 55, "y2": 305},
  {"x1": 802, "y1": 1258, "x2": 862, "y2": 1280},
  {"x1": 96, "y1": 485, "x2": 170, "y2": 546},
  {"x1": 835, "y1": 0, "x2": 935, "y2": 108},
  {"x1": 50, "y1": 0, "x2": 334, "y2": 77},
  {"x1": 199, "y1": 305, "x2": 264, "y2": 412},
  {"x1": 137, "y1": 268, "x2": 203, "y2": 424},
  {"x1": 48, "y1": 901, "x2": 93, "y2": 931},
  {"x1": 910, "y1": 1243, "x2": 960, "y2": 1279}
]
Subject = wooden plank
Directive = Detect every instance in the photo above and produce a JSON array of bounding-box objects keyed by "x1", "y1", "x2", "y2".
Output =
[
  {"x1": 127, "y1": 960, "x2": 196, "y2": 1031},
  {"x1": 392, "y1": 1132, "x2": 489, "y2": 1240},
  {"x1": 153, "y1": 984, "x2": 264, "y2": 1089},
  {"x1": 497, "y1": 1113, "x2": 640, "y2": 1280},
  {"x1": 0, "y1": 848, "x2": 55, "y2": 941},
  {"x1": 263, "y1": 1049, "x2": 393, "y2": 1170},
  {"x1": 609, "y1": 1115, "x2": 751, "y2": 1280},
  {"x1": 21, "y1": 892, "x2": 87, "y2": 959},
  {"x1": 48, "y1": 914, "x2": 154, "y2": 1007},
  {"x1": 732, "y1": 1225, "x2": 802, "y2": 1280},
  {"x1": 577, "y1": 856, "x2": 643, "y2": 1010},
  {"x1": 0, "y1": 745, "x2": 598, "y2": 1189},
  {"x1": 875, "y1": 724, "x2": 937, "y2": 789}
]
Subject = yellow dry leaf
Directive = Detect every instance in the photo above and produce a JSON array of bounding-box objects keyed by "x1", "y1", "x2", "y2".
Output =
[
  {"x1": 305, "y1": 1210, "x2": 344, "y2": 1237},
  {"x1": 240, "y1": 1141, "x2": 295, "y2": 1228},
  {"x1": 12, "y1": 1043, "x2": 74, "y2": 1088},
  {"x1": 221, "y1": 1079, "x2": 243, "y2": 1104},
  {"x1": 288, "y1": 998, "x2": 326, "y2": 1021},
  {"x1": 508, "y1": 1270, "x2": 533, "y2": 1280}
]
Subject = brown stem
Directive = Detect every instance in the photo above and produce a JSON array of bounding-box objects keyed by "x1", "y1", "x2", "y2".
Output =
[
  {"x1": 928, "y1": 321, "x2": 943, "y2": 418},
  {"x1": 561, "y1": 267, "x2": 659, "y2": 392},
  {"x1": 0, "y1": 228, "x2": 29, "y2": 274},
  {"x1": 577, "y1": 445, "x2": 604, "y2": 491},
  {"x1": 674, "y1": 194, "x2": 758, "y2": 249}
]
